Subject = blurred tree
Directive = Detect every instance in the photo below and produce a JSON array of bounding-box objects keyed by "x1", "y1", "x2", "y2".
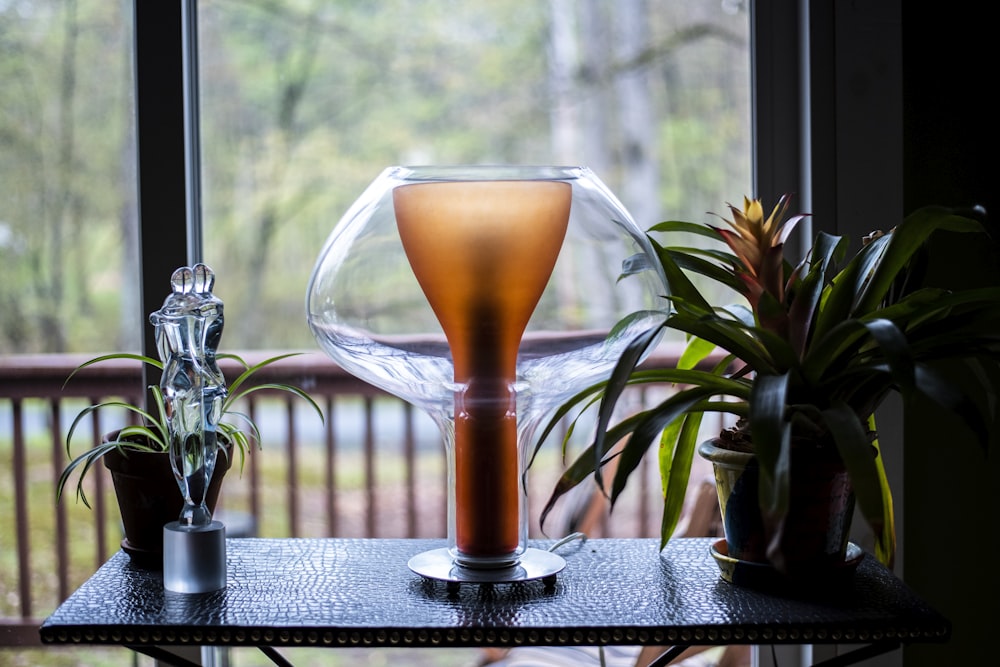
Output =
[
  {"x1": 0, "y1": 0, "x2": 136, "y2": 354},
  {"x1": 0, "y1": 0, "x2": 749, "y2": 354}
]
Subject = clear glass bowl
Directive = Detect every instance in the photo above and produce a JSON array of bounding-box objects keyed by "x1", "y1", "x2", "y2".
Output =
[{"x1": 306, "y1": 165, "x2": 666, "y2": 574}]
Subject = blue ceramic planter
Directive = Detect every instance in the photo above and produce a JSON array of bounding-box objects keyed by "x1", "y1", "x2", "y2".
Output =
[{"x1": 698, "y1": 437, "x2": 855, "y2": 577}]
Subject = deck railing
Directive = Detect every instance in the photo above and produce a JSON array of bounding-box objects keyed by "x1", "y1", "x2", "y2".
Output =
[{"x1": 0, "y1": 346, "x2": 722, "y2": 647}]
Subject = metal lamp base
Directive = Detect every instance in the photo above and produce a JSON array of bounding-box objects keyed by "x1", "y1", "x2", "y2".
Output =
[
  {"x1": 408, "y1": 547, "x2": 565, "y2": 590},
  {"x1": 163, "y1": 520, "x2": 227, "y2": 593}
]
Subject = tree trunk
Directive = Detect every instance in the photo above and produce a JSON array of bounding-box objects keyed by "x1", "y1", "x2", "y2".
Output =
[
  {"x1": 547, "y1": 0, "x2": 579, "y2": 163},
  {"x1": 36, "y1": 0, "x2": 81, "y2": 352},
  {"x1": 613, "y1": 0, "x2": 659, "y2": 228}
]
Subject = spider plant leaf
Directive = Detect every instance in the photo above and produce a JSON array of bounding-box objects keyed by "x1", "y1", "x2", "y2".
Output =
[
  {"x1": 220, "y1": 423, "x2": 253, "y2": 457},
  {"x1": 64, "y1": 400, "x2": 159, "y2": 458},
  {"x1": 56, "y1": 441, "x2": 123, "y2": 507},
  {"x1": 117, "y1": 425, "x2": 166, "y2": 450},
  {"x1": 62, "y1": 353, "x2": 163, "y2": 389},
  {"x1": 230, "y1": 382, "x2": 324, "y2": 424},
  {"x1": 148, "y1": 385, "x2": 170, "y2": 442},
  {"x1": 221, "y1": 410, "x2": 262, "y2": 447},
  {"x1": 223, "y1": 352, "x2": 305, "y2": 400}
]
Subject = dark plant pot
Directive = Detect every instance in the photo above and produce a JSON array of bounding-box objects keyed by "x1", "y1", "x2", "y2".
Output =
[
  {"x1": 698, "y1": 437, "x2": 855, "y2": 578},
  {"x1": 102, "y1": 431, "x2": 232, "y2": 569}
]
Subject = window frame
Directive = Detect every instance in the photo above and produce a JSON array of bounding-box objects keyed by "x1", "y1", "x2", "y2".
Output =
[
  {"x1": 136, "y1": 0, "x2": 800, "y2": 361},
  {"x1": 132, "y1": 3, "x2": 905, "y2": 666}
]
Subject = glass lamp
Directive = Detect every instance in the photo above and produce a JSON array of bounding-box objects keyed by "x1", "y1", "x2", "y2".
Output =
[{"x1": 306, "y1": 165, "x2": 665, "y2": 584}]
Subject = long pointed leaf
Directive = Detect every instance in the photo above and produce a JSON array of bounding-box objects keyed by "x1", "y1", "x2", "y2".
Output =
[
  {"x1": 531, "y1": 385, "x2": 605, "y2": 469},
  {"x1": 813, "y1": 234, "x2": 889, "y2": 342},
  {"x1": 862, "y1": 319, "x2": 915, "y2": 392},
  {"x1": 223, "y1": 352, "x2": 305, "y2": 403},
  {"x1": 592, "y1": 324, "x2": 666, "y2": 486},
  {"x1": 665, "y1": 248, "x2": 745, "y2": 295},
  {"x1": 824, "y1": 402, "x2": 884, "y2": 538},
  {"x1": 647, "y1": 237, "x2": 715, "y2": 311},
  {"x1": 64, "y1": 400, "x2": 158, "y2": 458},
  {"x1": 855, "y1": 207, "x2": 985, "y2": 315},
  {"x1": 658, "y1": 412, "x2": 704, "y2": 547},
  {"x1": 786, "y1": 232, "x2": 844, "y2": 357},
  {"x1": 609, "y1": 387, "x2": 719, "y2": 504},
  {"x1": 665, "y1": 307, "x2": 794, "y2": 374},
  {"x1": 648, "y1": 218, "x2": 728, "y2": 241},
  {"x1": 866, "y1": 420, "x2": 896, "y2": 568},
  {"x1": 910, "y1": 361, "x2": 992, "y2": 446},
  {"x1": 230, "y1": 382, "x2": 324, "y2": 424},
  {"x1": 749, "y1": 373, "x2": 791, "y2": 519},
  {"x1": 62, "y1": 353, "x2": 162, "y2": 389}
]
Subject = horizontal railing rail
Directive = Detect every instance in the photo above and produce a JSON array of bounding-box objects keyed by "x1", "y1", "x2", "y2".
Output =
[{"x1": 0, "y1": 344, "x2": 725, "y2": 648}]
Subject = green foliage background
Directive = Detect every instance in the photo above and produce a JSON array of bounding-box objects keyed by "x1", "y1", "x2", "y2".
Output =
[{"x1": 0, "y1": 0, "x2": 750, "y2": 355}]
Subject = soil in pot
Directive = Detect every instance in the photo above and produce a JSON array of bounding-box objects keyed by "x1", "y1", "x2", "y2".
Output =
[{"x1": 102, "y1": 432, "x2": 232, "y2": 569}]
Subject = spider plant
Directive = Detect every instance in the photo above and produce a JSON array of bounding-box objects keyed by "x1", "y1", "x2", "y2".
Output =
[{"x1": 57, "y1": 351, "x2": 323, "y2": 507}]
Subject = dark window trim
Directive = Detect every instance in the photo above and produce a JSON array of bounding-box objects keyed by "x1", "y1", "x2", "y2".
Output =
[
  {"x1": 133, "y1": 0, "x2": 200, "y2": 390},
  {"x1": 132, "y1": 0, "x2": 813, "y2": 370}
]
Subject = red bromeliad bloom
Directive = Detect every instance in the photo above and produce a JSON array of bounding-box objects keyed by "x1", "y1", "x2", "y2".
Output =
[{"x1": 710, "y1": 194, "x2": 808, "y2": 338}]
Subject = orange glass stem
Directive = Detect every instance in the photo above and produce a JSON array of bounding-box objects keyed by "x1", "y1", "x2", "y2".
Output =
[
  {"x1": 394, "y1": 180, "x2": 570, "y2": 558},
  {"x1": 454, "y1": 377, "x2": 519, "y2": 556}
]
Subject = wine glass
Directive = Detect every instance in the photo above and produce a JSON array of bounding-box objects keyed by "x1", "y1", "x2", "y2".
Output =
[{"x1": 306, "y1": 165, "x2": 666, "y2": 584}]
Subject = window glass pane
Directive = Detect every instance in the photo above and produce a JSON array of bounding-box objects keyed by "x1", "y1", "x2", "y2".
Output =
[
  {"x1": 198, "y1": 0, "x2": 750, "y2": 349},
  {"x1": 0, "y1": 1, "x2": 139, "y2": 354}
]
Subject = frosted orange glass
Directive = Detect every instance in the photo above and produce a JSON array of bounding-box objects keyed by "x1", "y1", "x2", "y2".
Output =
[{"x1": 394, "y1": 180, "x2": 570, "y2": 558}]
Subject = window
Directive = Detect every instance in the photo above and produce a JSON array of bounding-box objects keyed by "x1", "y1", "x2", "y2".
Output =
[
  {"x1": 196, "y1": 0, "x2": 751, "y2": 349},
  {"x1": 0, "y1": 1, "x2": 139, "y2": 354},
  {"x1": 0, "y1": 0, "x2": 751, "y2": 354}
]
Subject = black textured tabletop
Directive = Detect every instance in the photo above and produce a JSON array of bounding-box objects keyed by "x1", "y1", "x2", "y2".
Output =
[{"x1": 39, "y1": 538, "x2": 950, "y2": 650}]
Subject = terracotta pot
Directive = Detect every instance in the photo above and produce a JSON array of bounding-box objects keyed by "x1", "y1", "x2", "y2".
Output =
[
  {"x1": 102, "y1": 431, "x2": 232, "y2": 569},
  {"x1": 698, "y1": 437, "x2": 855, "y2": 577}
]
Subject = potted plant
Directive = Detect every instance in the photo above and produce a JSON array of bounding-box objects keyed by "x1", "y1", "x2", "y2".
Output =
[
  {"x1": 57, "y1": 351, "x2": 323, "y2": 566},
  {"x1": 536, "y1": 196, "x2": 1000, "y2": 579}
]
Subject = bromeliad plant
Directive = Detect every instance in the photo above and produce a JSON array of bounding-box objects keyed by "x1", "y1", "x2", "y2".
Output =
[
  {"x1": 537, "y1": 196, "x2": 1000, "y2": 567},
  {"x1": 57, "y1": 352, "x2": 323, "y2": 507}
]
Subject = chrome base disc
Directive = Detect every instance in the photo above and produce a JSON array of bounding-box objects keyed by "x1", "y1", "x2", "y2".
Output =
[{"x1": 408, "y1": 547, "x2": 565, "y2": 586}]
